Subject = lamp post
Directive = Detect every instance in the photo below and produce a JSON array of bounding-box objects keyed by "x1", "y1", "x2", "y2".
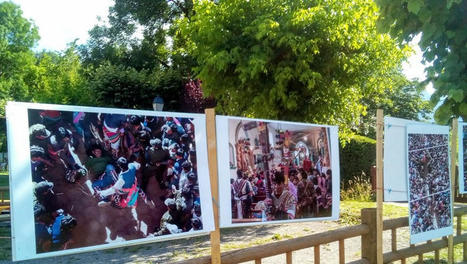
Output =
[{"x1": 153, "y1": 96, "x2": 164, "y2": 111}]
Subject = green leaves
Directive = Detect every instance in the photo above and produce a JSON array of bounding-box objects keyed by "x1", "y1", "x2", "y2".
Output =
[
  {"x1": 185, "y1": 0, "x2": 411, "y2": 138},
  {"x1": 407, "y1": 0, "x2": 424, "y2": 14},
  {"x1": 376, "y1": 0, "x2": 467, "y2": 122}
]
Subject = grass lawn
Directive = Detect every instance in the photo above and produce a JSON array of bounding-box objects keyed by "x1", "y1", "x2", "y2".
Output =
[
  {"x1": 338, "y1": 200, "x2": 408, "y2": 225},
  {"x1": 0, "y1": 172, "x2": 9, "y2": 201},
  {"x1": 0, "y1": 197, "x2": 463, "y2": 262}
]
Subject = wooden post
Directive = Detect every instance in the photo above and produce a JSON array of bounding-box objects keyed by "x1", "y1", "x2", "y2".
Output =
[
  {"x1": 361, "y1": 208, "x2": 377, "y2": 263},
  {"x1": 339, "y1": 239, "x2": 345, "y2": 264},
  {"x1": 435, "y1": 249, "x2": 440, "y2": 264},
  {"x1": 391, "y1": 228, "x2": 397, "y2": 252},
  {"x1": 376, "y1": 109, "x2": 384, "y2": 264},
  {"x1": 448, "y1": 118, "x2": 457, "y2": 264},
  {"x1": 206, "y1": 108, "x2": 221, "y2": 264},
  {"x1": 286, "y1": 251, "x2": 292, "y2": 264},
  {"x1": 255, "y1": 259, "x2": 262, "y2": 264},
  {"x1": 314, "y1": 245, "x2": 320, "y2": 264}
]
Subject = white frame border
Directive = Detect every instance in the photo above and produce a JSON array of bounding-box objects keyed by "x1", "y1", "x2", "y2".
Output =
[
  {"x1": 405, "y1": 124, "x2": 453, "y2": 244},
  {"x1": 216, "y1": 115, "x2": 340, "y2": 228},
  {"x1": 6, "y1": 101, "x2": 214, "y2": 261}
]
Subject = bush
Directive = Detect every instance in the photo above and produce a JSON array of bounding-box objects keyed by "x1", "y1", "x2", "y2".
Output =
[
  {"x1": 340, "y1": 135, "x2": 375, "y2": 188},
  {"x1": 340, "y1": 174, "x2": 374, "y2": 202}
]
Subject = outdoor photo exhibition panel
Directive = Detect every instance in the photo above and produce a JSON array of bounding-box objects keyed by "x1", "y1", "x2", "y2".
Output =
[
  {"x1": 384, "y1": 117, "x2": 432, "y2": 201},
  {"x1": 216, "y1": 116, "x2": 340, "y2": 228},
  {"x1": 406, "y1": 124, "x2": 452, "y2": 244},
  {"x1": 459, "y1": 122, "x2": 467, "y2": 194},
  {"x1": 6, "y1": 102, "x2": 213, "y2": 261}
]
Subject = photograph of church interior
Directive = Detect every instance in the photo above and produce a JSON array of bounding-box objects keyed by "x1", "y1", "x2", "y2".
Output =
[{"x1": 228, "y1": 119, "x2": 333, "y2": 224}]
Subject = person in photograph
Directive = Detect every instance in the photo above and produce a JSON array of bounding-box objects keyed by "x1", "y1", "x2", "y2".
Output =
[
  {"x1": 97, "y1": 157, "x2": 140, "y2": 208},
  {"x1": 142, "y1": 138, "x2": 170, "y2": 191},
  {"x1": 154, "y1": 198, "x2": 183, "y2": 236},
  {"x1": 84, "y1": 144, "x2": 117, "y2": 194},
  {"x1": 30, "y1": 145, "x2": 53, "y2": 183},
  {"x1": 269, "y1": 171, "x2": 296, "y2": 220},
  {"x1": 101, "y1": 113, "x2": 127, "y2": 158},
  {"x1": 232, "y1": 169, "x2": 253, "y2": 219}
]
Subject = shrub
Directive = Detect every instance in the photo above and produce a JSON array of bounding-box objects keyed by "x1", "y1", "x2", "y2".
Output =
[
  {"x1": 340, "y1": 135, "x2": 376, "y2": 188},
  {"x1": 340, "y1": 174, "x2": 374, "y2": 202}
]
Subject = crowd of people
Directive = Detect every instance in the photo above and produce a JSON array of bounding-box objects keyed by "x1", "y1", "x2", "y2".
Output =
[
  {"x1": 410, "y1": 190, "x2": 451, "y2": 234},
  {"x1": 463, "y1": 126, "x2": 467, "y2": 192},
  {"x1": 231, "y1": 160, "x2": 332, "y2": 222},
  {"x1": 28, "y1": 109, "x2": 203, "y2": 252},
  {"x1": 407, "y1": 133, "x2": 451, "y2": 235},
  {"x1": 408, "y1": 134, "x2": 450, "y2": 201},
  {"x1": 408, "y1": 134, "x2": 448, "y2": 151}
]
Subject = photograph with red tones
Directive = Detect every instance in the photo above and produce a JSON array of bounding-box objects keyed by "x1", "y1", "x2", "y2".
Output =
[
  {"x1": 216, "y1": 116, "x2": 340, "y2": 227},
  {"x1": 6, "y1": 102, "x2": 213, "y2": 261}
]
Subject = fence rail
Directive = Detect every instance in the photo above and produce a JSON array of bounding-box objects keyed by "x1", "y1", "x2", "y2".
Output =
[
  {"x1": 173, "y1": 206, "x2": 467, "y2": 264},
  {"x1": 383, "y1": 206, "x2": 467, "y2": 263},
  {"x1": 0, "y1": 183, "x2": 465, "y2": 263}
]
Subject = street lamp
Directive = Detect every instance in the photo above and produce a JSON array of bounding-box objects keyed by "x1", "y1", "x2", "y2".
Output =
[{"x1": 153, "y1": 96, "x2": 164, "y2": 111}]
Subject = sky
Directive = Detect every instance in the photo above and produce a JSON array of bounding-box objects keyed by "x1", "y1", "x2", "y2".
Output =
[
  {"x1": 7, "y1": 0, "x2": 433, "y2": 97},
  {"x1": 9, "y1": 0, "x2": 113, "y2": 51}
]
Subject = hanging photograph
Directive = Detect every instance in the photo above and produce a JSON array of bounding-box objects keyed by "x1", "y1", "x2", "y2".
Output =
[
  {"x1": 6, "y1": 102, "x2": 213, "y2": 261},
  {"x1": 216, "y1": 116, "x2": 339, "y2": 227},
  {"x1": 459, "y1": 122, "x2": 467, "y2": 194},
  {"x1": 406, "y1": 124, "x2": 452, "y2": 244}
]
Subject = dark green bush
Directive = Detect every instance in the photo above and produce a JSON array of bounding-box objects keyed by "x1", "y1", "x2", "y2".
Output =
[{"x1": 340, "y1": 135, "x2": 376, "y2": 188}]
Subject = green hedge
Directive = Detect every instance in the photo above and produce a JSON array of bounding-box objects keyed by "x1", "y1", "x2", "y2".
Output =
[{"x1": 340, "y1": 135, "x2": 376, "y2": 188}]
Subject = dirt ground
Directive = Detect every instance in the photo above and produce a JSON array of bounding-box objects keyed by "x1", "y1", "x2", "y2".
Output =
[
  {"x1": 1, "y1": 211, "x2": 412, "y2": 264},
  {"x1": 4, "y1": 203, "x2": 466, "y2": 264}
]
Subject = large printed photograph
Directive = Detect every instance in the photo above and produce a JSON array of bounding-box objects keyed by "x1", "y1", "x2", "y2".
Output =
[
  {"x1": 406, "y1": 126, "x2": 452, "y2": 244},
  {"x1": 6, "y1": 103, "x2": 212, "y2": 260},
  {"x1": 217, "y1": 116, "x2": 339, "y2": 227},
  {"x1": 459, "y1": 122, "x2": 467, "y2": 193}
]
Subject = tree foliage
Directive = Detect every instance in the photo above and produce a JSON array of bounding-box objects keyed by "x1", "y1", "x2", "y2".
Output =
[
  {"x1": 376, "y1": 0, "x2": 467, "y2": 123},
  {"x1": 357, "y1": 72, "x2": 432, "y2": 137},
  {"x1": 88, "y1": 63, "x2": 183, "y2": 110},
  {"x1": 0, "y1": 1, "x2": 39, "y2": 114},
  {"x1": 182, "y1": 0, "x2": 411, "y2": 136},
  {"x1": 78, "y1": 0, "x2": 198, "y2": 111},
  {"x1": 0, "y1": 3, "x2": 95, "y2": 115},
  {"x1": 30, "y1": 46, "x2": 95, "y2": 106}
]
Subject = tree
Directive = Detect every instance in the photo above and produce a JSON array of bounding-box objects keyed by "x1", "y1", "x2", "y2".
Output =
[
  {"x1": 376, "y1": 0, "x2": 467, "y2": 123},
  {"x1": 357, "y1": 71, "x2": 432, "y2": 138},
  {"x1": 29, "y1": 45, "x2": 95, "y2": 106},
  {"x1": 87, "y1": 63, "x2": 183, "y2": 110},
  {"x1": 78, "y1": 0, "x2": 196, "y2": 111},
  {"x1": 0, "y1": 1, "x2": 39, "y2": 115},
  {"x1": 182, "y1": 0, "x2": 412, "y2": 137}
]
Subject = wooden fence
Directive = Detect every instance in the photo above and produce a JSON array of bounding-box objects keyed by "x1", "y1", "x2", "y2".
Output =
[
  {"x1": 0, "y1": 185, "x2": 465, "y2": 263},
  {"x1": 172, "y1": 207, "x2": 467, "y2": 264}
]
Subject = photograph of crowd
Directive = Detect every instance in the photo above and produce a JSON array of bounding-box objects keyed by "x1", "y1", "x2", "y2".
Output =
[
  {"x1": 407, "y1": 131, "x2": 452, "y2": 243},
  {"x1": 460, "y1": 123, "x2": 467, "y2": 193},
  {"x1": 27, "y1": 107, "x2": 206, "y2": 254},
  {"x1": 409, "y1": 190, "x2": 451, "y2": 234},
  {"x1": 226, "y1": 118, "x2": 336, "y2": 224}
]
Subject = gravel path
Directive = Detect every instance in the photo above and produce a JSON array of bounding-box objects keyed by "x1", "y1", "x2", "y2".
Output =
[
  {"x1": 0, "y1": 218, "x2": 410, "y2": 264},
  {"x1": 3, "y1": 203, "x2": 465, "y2": 264}
]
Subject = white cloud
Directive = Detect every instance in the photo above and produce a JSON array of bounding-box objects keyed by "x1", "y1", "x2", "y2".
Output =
[{"x1": 10, "y1": 0, "x2": 113, "y2": 51}]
